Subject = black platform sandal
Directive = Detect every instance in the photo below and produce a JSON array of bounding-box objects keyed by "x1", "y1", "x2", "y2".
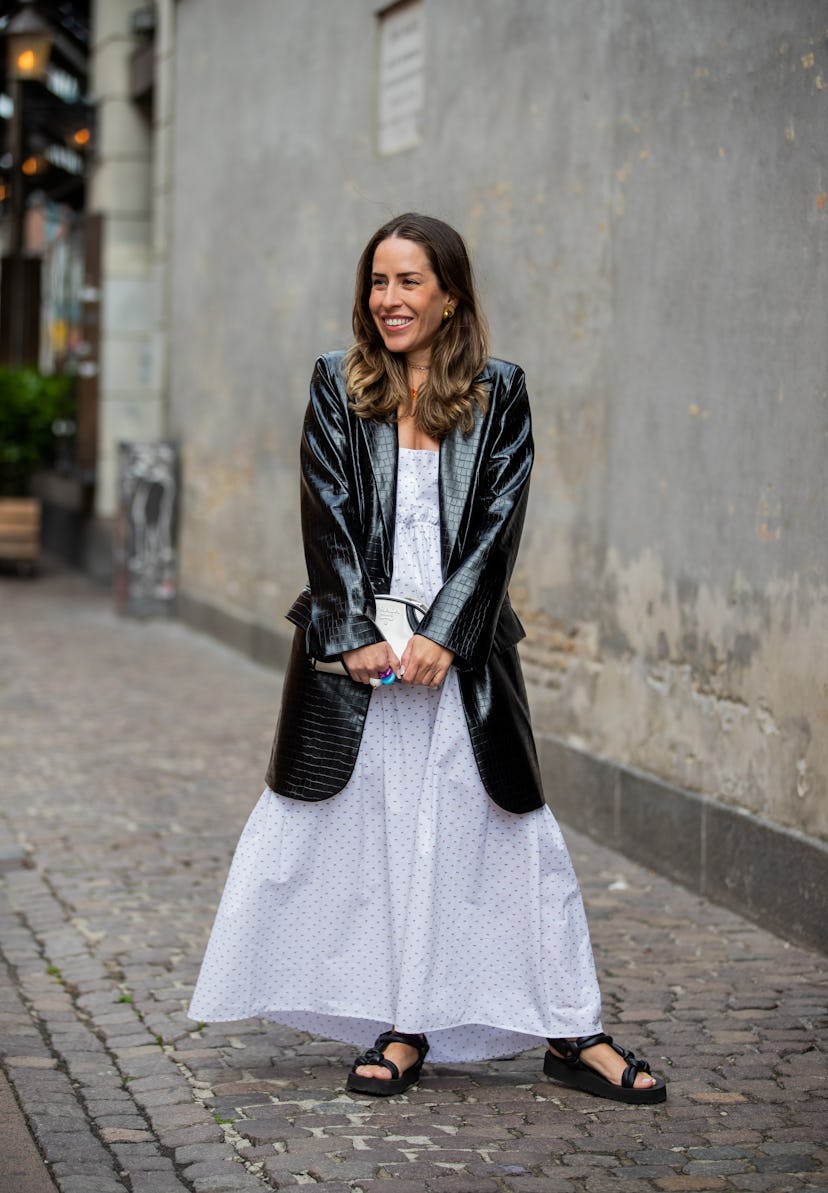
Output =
[
  {"x1": 346, "y1": 1030, "x2": 430, "y2": 1096},
  {"x1": 544, "y1": 1032, "x2": 667, "y2": 1104}
]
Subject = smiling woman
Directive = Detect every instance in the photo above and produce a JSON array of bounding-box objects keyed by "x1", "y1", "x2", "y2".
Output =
[
  {"x1": 189, "y1": 212, "x2": 667, "y2": 1106},
  {"x1": 367, "y1": 239, "x2": 455, "y2": 452},
  {"x1": 346, "y1": 212, "x2": 489, "y2": 439},
  {"x1": 369, "y1": 238, "x2": 452, "y2": 365}
]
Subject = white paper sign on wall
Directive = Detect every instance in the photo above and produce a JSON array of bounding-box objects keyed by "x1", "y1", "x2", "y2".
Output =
[{"x1": 377, "y1": 0, "x2": 425, "y2": 156}]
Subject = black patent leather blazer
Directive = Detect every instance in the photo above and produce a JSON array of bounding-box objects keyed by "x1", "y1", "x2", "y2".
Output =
[{"x1": 265, "y1": 350, "x2": 544, "y2": 814}]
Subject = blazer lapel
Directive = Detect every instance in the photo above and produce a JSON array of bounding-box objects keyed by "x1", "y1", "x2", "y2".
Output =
[
  {"x1": 359, "y1": 417, "x2": 397, "y2": 577},
  {"x1": 360, "y1": 363, "x2": 492, "y2": 579},
  {"x1": 439, "y1": 371, "x2": 489, "y2": 574}
]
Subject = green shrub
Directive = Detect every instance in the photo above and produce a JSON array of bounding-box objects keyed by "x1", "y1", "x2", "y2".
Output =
[{"x1": 0, "y1": 368, "x2": 75, "y2": 496}]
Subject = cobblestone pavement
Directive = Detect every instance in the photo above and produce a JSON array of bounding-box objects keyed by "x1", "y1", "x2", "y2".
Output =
[{"x1": 1, "y1": 566, "x2": 826, "y2": 1193}]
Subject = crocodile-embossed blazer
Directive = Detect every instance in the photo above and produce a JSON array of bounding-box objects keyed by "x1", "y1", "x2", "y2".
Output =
[{"x1": 264, "y1": 350, "x2": 544, "y2": 815}]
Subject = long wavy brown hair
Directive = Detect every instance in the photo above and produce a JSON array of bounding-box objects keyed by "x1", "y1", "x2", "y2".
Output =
[{"x1": 345, "y1": 213, "x2": 489, "y2": 437}]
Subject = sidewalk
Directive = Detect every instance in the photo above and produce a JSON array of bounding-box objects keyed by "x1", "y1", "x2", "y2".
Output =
[{"x1": 0, "y1": 565, "x2": 825, "y2": 1193}]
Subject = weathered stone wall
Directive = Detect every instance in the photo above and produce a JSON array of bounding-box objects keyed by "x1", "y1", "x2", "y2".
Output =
[{"x1": 169, "y1": 0, "x2": 827, "y2": 843}]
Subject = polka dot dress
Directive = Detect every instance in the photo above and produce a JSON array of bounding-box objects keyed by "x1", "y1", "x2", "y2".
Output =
[{"x1": 189, "y1": 449, "x2": 602, "y2": 1062}]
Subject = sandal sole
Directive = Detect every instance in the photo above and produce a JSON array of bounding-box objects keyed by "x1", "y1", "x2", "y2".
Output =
[{"x1": 346, "y1": 1069, "x2": 422, "y2": 1097}]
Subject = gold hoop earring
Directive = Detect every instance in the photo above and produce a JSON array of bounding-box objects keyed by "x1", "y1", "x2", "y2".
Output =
[{"x1": 442, "y1": 305, "x2": 455, "y2": 321}]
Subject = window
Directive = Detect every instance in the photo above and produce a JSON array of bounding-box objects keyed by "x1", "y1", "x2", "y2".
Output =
[{"x1": 377, "y1": 0, "x2": 425, "y2": 155}]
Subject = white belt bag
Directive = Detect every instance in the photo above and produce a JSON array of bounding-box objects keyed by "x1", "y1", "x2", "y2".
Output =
[{"x1": 310, "y1": 594, "x2": 428, "y2": 676}]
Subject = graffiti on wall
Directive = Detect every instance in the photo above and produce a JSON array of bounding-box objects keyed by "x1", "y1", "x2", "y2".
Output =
[{"x1": 116, "y1": 441, "x2": 178, "y2": 615}]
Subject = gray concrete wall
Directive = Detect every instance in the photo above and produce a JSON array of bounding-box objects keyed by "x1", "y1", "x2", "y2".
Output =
[
  {"x1": 168, "y1": 1, "x2": 827, "y2": 851},
  {"x1": 519, "y1": 1, "x2": 828, "y2": 845}
]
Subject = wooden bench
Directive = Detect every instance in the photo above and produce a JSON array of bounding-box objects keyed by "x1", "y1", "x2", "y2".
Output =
[{"x1": 0, "y1": 498, "x2": 41, "y2": 562}]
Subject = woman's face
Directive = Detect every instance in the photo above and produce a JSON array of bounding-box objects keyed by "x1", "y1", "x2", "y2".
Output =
[{"x1": 368, "y1": 237, "x2": 452, "y2": 364}]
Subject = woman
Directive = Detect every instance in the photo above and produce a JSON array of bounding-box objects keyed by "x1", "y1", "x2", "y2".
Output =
[{"x1": 189, "y1": 213, "x2": 666, "y2": 1105}]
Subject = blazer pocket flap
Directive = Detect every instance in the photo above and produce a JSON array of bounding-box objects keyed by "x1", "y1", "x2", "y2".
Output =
[
  {"x1": 493, "y1": 602, "x2": 526, "y2": 653},
  {"x1": 285, "y1": 585, "x2": 313, "y2": 630}
]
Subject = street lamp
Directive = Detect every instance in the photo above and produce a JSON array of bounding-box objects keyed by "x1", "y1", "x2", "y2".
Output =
[
  {"x1": 2, "y1": 0, "x2": 53, "y2": 364},
  {"x1": 6, "y1": 1, "x2": 53, "y2": 84}
]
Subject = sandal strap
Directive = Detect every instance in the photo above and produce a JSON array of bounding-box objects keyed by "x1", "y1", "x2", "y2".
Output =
[
  {"x1": 603, "y1": 1037, "x2": 653, "y2": 1086},
  {"x1": 375, "y1": 1030, "x2": 430, "y2": 1061},
  {"x1": 547, "y1": 1032, "x2": 613, "y2": 1066},
  {"x1": 352, "y1": 1029, "x2": 430, "y2": 1079},
  {"x1": 353, "y1": 1047, "x2": 399, "y2": 1080},
  {"x1": 618, "y1": 1052, "x2": 652, "y2": 1088}
]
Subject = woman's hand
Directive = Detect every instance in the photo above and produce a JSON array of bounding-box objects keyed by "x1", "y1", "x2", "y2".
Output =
[
  {"x1": 400, "y1": 635, "x2": 454, "y2": 688},
  {"x1": 342, "y1": 641, "x2": 401, "y2": 685}
]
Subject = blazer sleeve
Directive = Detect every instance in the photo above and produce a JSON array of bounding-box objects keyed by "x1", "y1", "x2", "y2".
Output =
[
  {"x1": 300, "y1": 356, "x2": 385, "y2": 661},
  {"x1": 415, "y1": 365, "x2": 533, "y2": 671}
]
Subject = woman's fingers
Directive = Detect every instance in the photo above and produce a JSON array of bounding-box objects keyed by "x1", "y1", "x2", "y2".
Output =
[
  {"x1": 341, "y1": 642, "x2": 400, "y2": 684},
  {"x1": 401, "y1": 636, "x2": 454, "y2": 687},
  {"x1": 342, "y1": 635, "x2": 454, "y2": 688}
]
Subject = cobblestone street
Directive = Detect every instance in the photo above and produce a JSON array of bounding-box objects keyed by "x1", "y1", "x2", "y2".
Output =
[{"x1": 1, "y1": 566, "x2": 826, "y2": 1193}]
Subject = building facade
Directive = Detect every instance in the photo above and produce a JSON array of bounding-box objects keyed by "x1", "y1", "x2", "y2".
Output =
[
  {"x1": 84, "y1": 0, "x2": 174, "y2": 571},
  {"x1": 92, "y1": 0, "x2": 828, "y2": 948}
]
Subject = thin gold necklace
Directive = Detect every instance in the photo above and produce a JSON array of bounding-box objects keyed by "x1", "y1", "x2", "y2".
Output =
[{"x1": 409, "y1": 363, "x2": 429, "y2": 400}]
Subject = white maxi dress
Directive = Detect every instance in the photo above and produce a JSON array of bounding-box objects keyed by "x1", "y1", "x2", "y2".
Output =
[{"x1": 189, "y1": 448, "x2": 602, "y2": 1062}]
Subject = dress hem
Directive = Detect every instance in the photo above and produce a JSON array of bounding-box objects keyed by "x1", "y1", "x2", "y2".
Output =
[{"x1": 186, "y1": 1004, "x2": 603, "y2": 1064}]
